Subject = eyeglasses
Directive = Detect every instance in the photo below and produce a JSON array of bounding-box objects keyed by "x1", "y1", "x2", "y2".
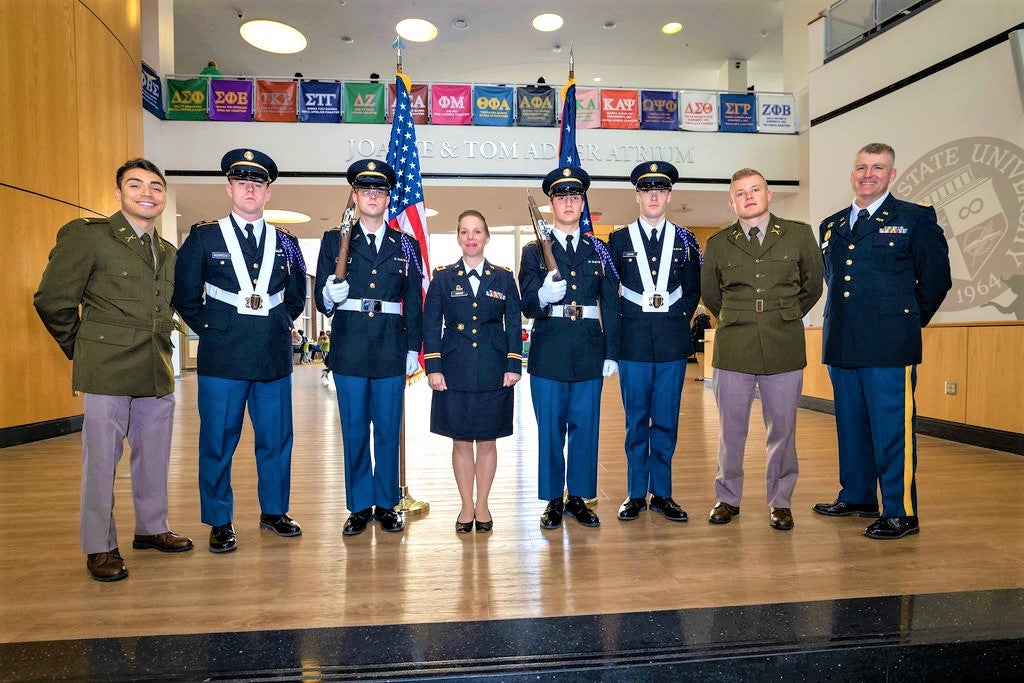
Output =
[{"x1": 356, "y1": 188, "x2": 388, "y2": 199}]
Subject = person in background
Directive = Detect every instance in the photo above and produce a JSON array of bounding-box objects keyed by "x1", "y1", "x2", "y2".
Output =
[
  {"x1": 35, "y1": 158, "x2": 193, "y2": 582},
  {"x1": 690, "y1": 304, "x2": 712, "y2": 382},
  {"x1": 424, "y1": 210, "x2": 523, "y2": 533}
]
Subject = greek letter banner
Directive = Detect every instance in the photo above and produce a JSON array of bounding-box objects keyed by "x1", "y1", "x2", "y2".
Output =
[
  {"x1": 430, "y1": 84, "x2": 472, "y2": 125},
  {"x1": 254, "y1": 80, "x2": 297, "y2": 122},
  {"x1": 516, "y1": 85, "x2": 555, "y2": 127},
  {"x1": 600, "y1": 89, "x2": 639, "y2": 129},
  {"x1": 719, "y1": 93, "x2": 756, "y2": 133},
  {"x1": 575, "y1": 87, "x2": 601, "y2": 129},
  {"x1": 298, "y1": 80, "x2": 341, "y2": 123},
  {"x1": 640, "y1": 90, "x2": 678, "y2": 130},
  {"x1": 165, "y1": 77, "x2": 207, "y2": 120},
  {"x1": 209, "y1": 79, "x2": 253, "y2": 121},
  {"x1": 141, "y1": 62, "x2": 163, "y2": 119},
  {"x1": 680, "y1": 91, "x2": 718, "y2": 131},
  {"x1": 756, "y1": 93, "x2": 796, "y2": 134},
  {"x1": 472, "y1": 85, "x2": 514, "y2": 126},
  {"x1": 387, "y1": 82, "x2": 428, "y2": 124},
  {"x1": 344, "y1": 82, "x2": 385, "y2": 123}
]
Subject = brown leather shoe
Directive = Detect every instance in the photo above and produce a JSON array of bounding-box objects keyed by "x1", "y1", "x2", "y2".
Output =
[
  {"x1": 132, "y1": 531, "x2": 194, "y2": 553},
  {"x1": 86, "y1": 548, "x2": 128, "y2": 582},
  {"x1": 709, "y1": 502, "x2": 740, "y2": 524},
  {"x1": 770, "y1": 507, "x2": 794, "y2": 530}
]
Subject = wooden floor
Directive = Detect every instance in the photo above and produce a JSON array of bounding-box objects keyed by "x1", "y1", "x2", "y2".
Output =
[{"x1": 1, "y1": 362, "x2": 1022, "y2": 645}]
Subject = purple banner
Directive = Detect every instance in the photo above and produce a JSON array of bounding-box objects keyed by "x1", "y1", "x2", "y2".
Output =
[{"x1": 209, "y1": 79, "x2": 253, "y2": 121}]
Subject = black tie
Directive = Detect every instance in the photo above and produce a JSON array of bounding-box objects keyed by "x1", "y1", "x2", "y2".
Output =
[
  {"x1": 566, "y1": 234, "x2": 575, "y2": 259},
  {"x1": 749, "y1": 226, "x2": 760, "y2": 245},
  {"x1": 367, "y1": 232, "x2": 377, "y2": 254},
  {"x1": 650, "y1": 227, "x2": 658, "y2": 246},
  {"x1": 853, "y1": 208, "x2": 870, "y2": 237},
  {"x1": 244, "y1": 223, "x2": 257, "y2": 253}
]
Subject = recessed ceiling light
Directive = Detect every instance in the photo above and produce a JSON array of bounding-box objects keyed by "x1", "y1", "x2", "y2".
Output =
[
  {"x1": 425, "y1": 207, "x2": 439, "y2": 218},
  {"x1": 593, "y1": 77, "x2": 602, "y2": 82},
  {"x1": 240, "y1": 20, "x2": 307, "y2": 54},
  {"x1": 451, "y1": 18, "x2": 469, "y2": 30},
  {"x1": 341, "y1": 36, "x2": 354, "y2": 43},
  {"x1": 532, "y1": 14, "x2": 563, "y2": 32},
  {"x1": 603, "y1": 21, "x2": 616, "y2": 29},
  {"x1": 661, "y1": 22, "x2": 683, "y2": 35},
  {"x1": 263, "y1": 209, "x2": 311, "y2": 224},
  {"x1": 396, "y1": 18, "x2": 438, "y2": 42}
]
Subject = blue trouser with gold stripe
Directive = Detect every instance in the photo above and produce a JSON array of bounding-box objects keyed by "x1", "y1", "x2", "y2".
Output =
[{"x1": 828, "y1": 365, "x2": 918, "y2": 518}]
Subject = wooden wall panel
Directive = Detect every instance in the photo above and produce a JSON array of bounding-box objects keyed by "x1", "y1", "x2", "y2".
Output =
[
  {"x1": 0, "y1": 0, "x2": 79, "y2": 203},
  {"x1": 80, "y1": 0, "x2": 140, "y2": 63},
  {"x1": 917, "y1": 327, "x2": 968, "y2": 423},
  {"x1": 0, "y1": 187, "x2": 83, "y2": 427},
  {"x1": 966, "y1": 326, "x2": 1024, "y2": 434},
  {"x1": 801, "y1": 327, "x2": 833, "y2": 400}
]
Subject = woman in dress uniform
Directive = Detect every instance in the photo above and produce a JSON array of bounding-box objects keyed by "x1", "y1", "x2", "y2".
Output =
[{"x1": 423, "y1": 210, "x2": 523, "y2": 533}]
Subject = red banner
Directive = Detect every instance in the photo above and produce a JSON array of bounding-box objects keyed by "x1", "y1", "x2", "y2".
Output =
[
  {"x1": 430, "y1": 84, "x2": 472, "y2": 125},
  {"x1": 600, "y1": 88, "x2": 639, "y2": 129},
  {"x1": 387, "y1": 82, "x2": 428, "y2": 124},
  {"x1": 254, "y1": 80, "x2": 297, "y2": 122}
]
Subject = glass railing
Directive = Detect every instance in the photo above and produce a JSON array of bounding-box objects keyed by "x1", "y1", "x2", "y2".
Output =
[{"x1": 825, "y1": 0, "x2": 935, "y2": 58}]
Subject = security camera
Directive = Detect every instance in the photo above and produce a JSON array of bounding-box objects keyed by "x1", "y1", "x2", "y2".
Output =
[
  {"x1": 237, "y1": 11, "x2": 244, "y2": 19},
  {"x1": 734, "y1": 61, "x2": 741, "y2": 69}
]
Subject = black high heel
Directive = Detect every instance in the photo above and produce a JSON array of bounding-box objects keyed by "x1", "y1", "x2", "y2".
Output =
[{"x1": 455, "y1": 517, "x2": 474, "y2": 534}]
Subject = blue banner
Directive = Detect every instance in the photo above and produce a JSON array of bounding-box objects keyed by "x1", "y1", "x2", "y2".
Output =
[
  {"x1": 640, "y1": 90, "x2": 678, "y2": 130},
  {"x1": 298, "y1": 80, "x2": 342, "y2": 123},
  {"x1": 719, "y1": 93, "x2": 756, "y2": 133},
  {"x1": 141, "y1": 61, "x2": 164, "y2": 119},
  {"x1": 472, "y1": 85, "x2": 514, "y2": 126}
]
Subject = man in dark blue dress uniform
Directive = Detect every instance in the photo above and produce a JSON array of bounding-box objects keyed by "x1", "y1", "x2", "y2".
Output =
[
  {"x1": 607, "y1": 162, "x2": 702, "y2": 525},
  {"x1": 315, "y1": 159, "x2": 424, "y2": 536},
  {"x1": 814, "y1": 142, "x2": 951, "y2": 539},
  {"x1": 172, "y1": 148, "x2": 307, "y2": 552},
  {"x1": 519, "y1": 166, "x2": 620, "y2": 529}
]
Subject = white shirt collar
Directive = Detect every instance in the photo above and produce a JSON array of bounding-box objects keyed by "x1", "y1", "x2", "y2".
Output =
[
  {"x1": 462, "y1": 260, "x2": 484, "y2": 277},
  {"x1": 850, "y1": 192, "x2": 889, "y2": 226},
  {"x1": 551, "y1": 228, "x2": 580, "y2": 251},
  {"x1": 638, "y1": 216, "x2": 666, "y2": 237},
  {"x1": 232, "y1": 213, "x2": 265, "y2": 240}
]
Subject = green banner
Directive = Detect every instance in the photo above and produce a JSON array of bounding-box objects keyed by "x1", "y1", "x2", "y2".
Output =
[
  {"x1": 343, "y1": 82, "x2": 386, "y2": 123},
  {"x1": 165, "y1": 77, "x2": 208, "y2": 120}
]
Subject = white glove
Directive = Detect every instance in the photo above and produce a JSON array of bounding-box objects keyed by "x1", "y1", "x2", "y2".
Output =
[
  {"x1": 406, "y1": 350, "x2": 420, "y2": 376},
  {"x1": 323, "y1": 276, "x2": 349, "y2": 309},
  {"x1": 602, "y1": 360, "x2": 618, "y2": 377},
  {"x1": 537, "y1": 270, "x2": 567, "y2": 306}
]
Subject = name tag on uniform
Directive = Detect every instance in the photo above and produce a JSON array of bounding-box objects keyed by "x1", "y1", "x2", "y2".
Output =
[
  {"x1": 212, "y1": 251, "x2": 231, "y2": 259},
  {"x1": 623, "y1": 251, "x2": 637, "y2": 258},
  {"x1": 450, "y1": 290, "x2": 468, "y2": 298},
  {"x1": 820, "y1": 240, "x2": 829, "y2": 250}
]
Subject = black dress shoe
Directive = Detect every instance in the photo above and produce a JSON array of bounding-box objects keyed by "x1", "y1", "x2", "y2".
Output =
[
  {"x1": 86, "y1": 548, "x2": 128, "y2": 582},
  {"x1": 375, "y1": 507, "x2": 405, "y2": 533},
  {"x1": 770, "y1": 507, "x2": 794, "y2": 531},
  {"x1": 455, "y1": 516, "x2": 474, "y2": 534},
  {"x1": 259, "y1": 513, "x2": 302, "y2": 537},
  {"x1": 617, "y1": 497, "x2": 647, "y2": 521},
  {"x1": 343, "y1": 508, "x2": 374, "y2": 536},
  {"x1": 812, "y1": 499, "x2": 879, "y2": 517},
  {"x1": 209, "y1": 524, "x2": 237, "y2": 553},
  {"x1": 540, "y1": 498, "x2": 564, "y2": 529},
  {"x1": 475, "y1": 517, "x2": 493, "y2": 533},
  {"x1": 864, "y1": 516, "x2": 919, "y2": 539},
  {"x1": 709, "y1": 501, "x2": 740, "y2": 524},
  {"x1": 650, "y1": 495, "x2": 688, "y2": 522},
  {"x1": 564, "y1": 495, "x2": 601, "y2": 527}
]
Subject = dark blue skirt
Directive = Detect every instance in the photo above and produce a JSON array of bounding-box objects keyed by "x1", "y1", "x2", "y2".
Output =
[{"x1": 430, "y1": 387, "x2": 513, "y2": 441}]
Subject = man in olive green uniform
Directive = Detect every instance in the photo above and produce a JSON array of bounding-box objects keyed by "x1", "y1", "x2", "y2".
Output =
[
  {"x1": 34, "y1": 159, "x2": 193, "y2": 582},
  {"x1": 701, "y1": 168, "x2": 823, "y2": 531}
]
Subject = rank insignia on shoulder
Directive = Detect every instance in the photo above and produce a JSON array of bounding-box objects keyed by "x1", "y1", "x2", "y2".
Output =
[
  {"x1": 827, "y1": 222, "x2": 834, "y2": 228},
  {"x1": 436, "y1": 265, "x2": 447, "y2": 271},
  {"x1": 84, "y1": 217, "x2": 110, "y2": 225},
  {"x1": 500, "y1": 265, "x2": 512, "y2": 272}
]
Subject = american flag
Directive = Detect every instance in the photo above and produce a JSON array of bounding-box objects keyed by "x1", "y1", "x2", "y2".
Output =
[
  {"x1": 386, "y1": 72, "x2": 430, "y2": 299},
  {"x1": 558, "y1": 78, "x2": 618, "y2": 280}
]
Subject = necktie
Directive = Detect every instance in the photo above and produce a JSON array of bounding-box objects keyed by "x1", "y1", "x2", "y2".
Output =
[
  {"x1": 367, "y1": 232, "x2": 377, "y2": 254},
  {"x1": 244, "y1": 223, "x2": 257, "y2": 253},
  {"x1": 853, "y1": 208, "x2": 870, "y2": 237},
  {"x1": 749, "y1": 226, "x2": 760, "y2": 245},
  {"x1": 650, "y1": 227, "x2": 658, "y2": 246},
  {"x1": 140, "y1": 232, "x2": 155, "y2": 267},
  {"x1": 566, "y1": 234, "x2": 575, "y2": 259}
]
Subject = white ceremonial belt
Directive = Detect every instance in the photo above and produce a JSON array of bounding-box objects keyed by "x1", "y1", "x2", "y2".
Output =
[
  {"x1": 620, "y1": 286, "x2": 681, "y2": 311},
  {"x1": 205, "y1": 283, "x2": 284, "y2": 310},
  {"x1": 338, "y1": 298, "x2": 403, "y2": 315},
  {"x1": 549, "y1": 304, "x2": 600, "y2": 320}
]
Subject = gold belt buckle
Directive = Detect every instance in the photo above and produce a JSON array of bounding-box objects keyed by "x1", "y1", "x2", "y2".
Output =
[
  {"x1": 755, "y1": 299, "x2": 764, "y2": 313},
  {"x1": 246, "y1": 294, "x2": 263, "y2": 310}
]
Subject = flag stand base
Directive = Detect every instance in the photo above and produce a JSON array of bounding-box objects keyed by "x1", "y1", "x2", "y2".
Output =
[{"x1": 397, "y1": 485, "x2": 430, "y2": 515}]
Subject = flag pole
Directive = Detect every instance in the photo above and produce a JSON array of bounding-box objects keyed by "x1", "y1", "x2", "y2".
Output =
[{"x1": 391, "y1": 34, "x2": 429, "y2": 515}]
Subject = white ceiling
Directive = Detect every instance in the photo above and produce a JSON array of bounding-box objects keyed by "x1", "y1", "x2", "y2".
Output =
[{"x1": 166, "y1": 1, "x2": 787, "y2": 236}]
